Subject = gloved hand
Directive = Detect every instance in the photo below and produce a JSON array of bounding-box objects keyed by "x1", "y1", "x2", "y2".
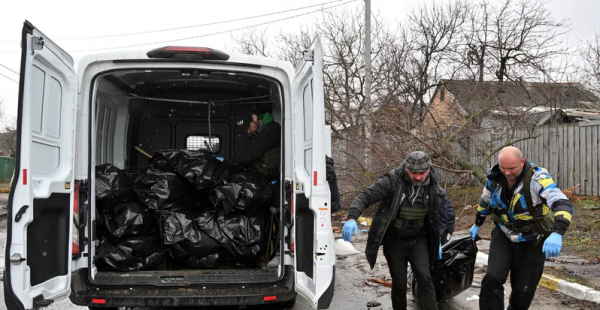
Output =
[
  {"x1": 215, "y1": 157, "x2": 224, "y2": 162},
  {"x1": 342, "y1": 219, "x2": 358, "y2": 242},
  {"x1": 542, "y1": 233, "x2": 563, "y2": 259},
  {"x1": 469, "y1": 225, "x2": 480, "y2": 241},
  {"x1": 438, "y1": 243, "x2": 442, "y2": 259}
]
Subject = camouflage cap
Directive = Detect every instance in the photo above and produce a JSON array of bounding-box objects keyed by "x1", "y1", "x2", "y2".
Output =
[{"x1": 404, "y1": 151, "x2": 432, "y2": 172}]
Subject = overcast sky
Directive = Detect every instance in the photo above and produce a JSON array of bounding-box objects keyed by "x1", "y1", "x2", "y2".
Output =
[{"x1": 0, "y1": 0, "x2": 599, "y2": 122}]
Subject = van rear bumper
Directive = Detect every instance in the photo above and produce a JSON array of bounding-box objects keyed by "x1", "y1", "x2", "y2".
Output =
[{"x1": 69, "y1": 267, "x2": 296, "y2": 308}]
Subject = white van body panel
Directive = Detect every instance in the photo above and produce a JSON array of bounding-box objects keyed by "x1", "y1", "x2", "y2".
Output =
[
  {"x1": 292, "y1": 38, "x2": 336, "y2": 308},
  {"x1": 9, "y1": 21, "x2": 334, "y2": 309},
  {"x1": 6, "y1": 23, "x2": 77, "y2": 309}
]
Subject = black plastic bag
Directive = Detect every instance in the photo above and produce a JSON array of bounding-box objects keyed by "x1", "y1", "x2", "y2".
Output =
[
  {"x1": 184, "y1": 251, "x2": 223, "y2": 269},
  {"x1": 96, "y1": 235, "x2": 167, "y2": 271},
  {"x1": 169, "y1": 249, "x2": 230, "y2": 269},
  {"x1": 159, "y1": 208, "x2": 203, "y2": 245},
  {"x1": 96, "y1": 164, "x2": 136, "y2": 211},
  {"x1": 103, "y1": 202, "x2": 154, "y2": 238},
  {"x1": 195, "y1": 210, "x2": 269, "y2": 261},
  {"x1": 410, "y1": 236, "x2": 478, "y2": 302},
  {"x1": 209, "y1": 171, "x2": 273, "y2": 215},
  {"x1": 158, "y1": 192, "x2": 214, "y2": 213},
  {"x1": 157, "y1": 150, "x2": 229, "y2": 190},
  {"x1": 171, "y1": 232, "x2": 221, "y2": 258},
  {"x1": 135, "y1": 162, "x2": 194, "y2": 210}
]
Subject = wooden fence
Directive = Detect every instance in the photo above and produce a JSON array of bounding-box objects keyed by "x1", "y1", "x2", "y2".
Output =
[{"x1": 437, "y1": 122, "x2": 600, "y2": 197}]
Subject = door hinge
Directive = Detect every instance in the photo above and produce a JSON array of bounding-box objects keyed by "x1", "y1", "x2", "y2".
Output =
[
  {"x1": 31, "y1": 36, "x2": 44, "y2": 54},
  {"x1": 303, "y1": 49, "x2": 314, "y2": 62},
  {"x1": 10, "y1": 253, "x2": 26, "y2": 265}
]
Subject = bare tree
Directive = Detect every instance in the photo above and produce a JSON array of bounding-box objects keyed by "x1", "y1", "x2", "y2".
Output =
[
  {"x1": 0, "y1": 100, "x2": 15, "y2": 157},
  {"x1": 484, "y1": 0, "x2": 567, "y2": 83},
  {"x1": 275, "y1": 27, "x2": 314, "y2": 67},
  {"x1": 0, "y1": 118, "x2": 17, "y2": 158},
  {"x1": 398, "y1": 0, "x2": 469, "y2": 120},
  {"x1": 580, "y1": 32, "x2": 600, "y2": 97},
  {"x1": 231, "y1": 28, "x2": 272, "y2": 57}
]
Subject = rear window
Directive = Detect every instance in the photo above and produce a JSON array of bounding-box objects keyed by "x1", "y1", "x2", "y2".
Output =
[{"x1": 186, "y1": 135, "x2": 221, "y2": 153}]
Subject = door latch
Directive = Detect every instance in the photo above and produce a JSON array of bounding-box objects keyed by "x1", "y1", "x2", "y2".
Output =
[
  {"x1": 31, "y1": 36, "x2": 44, "y2": 54},
  {"x1": 303, "y1": 49, "x2": 314, "y2": 61},
  {"x1": 10, "y1": 253, "x2": 26, "y2": 265}
]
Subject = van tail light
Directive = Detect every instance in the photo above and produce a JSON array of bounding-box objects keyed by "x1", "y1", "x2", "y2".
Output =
[
  {"x1": 72, "y1": 183, "x2": 80, "y2": 256},
  {"x1": 263, "y1": 296, "x2": 277, "y2": 302},
  {"x1": 91, "y1": 299, "x2": 106, "y2": 304},
  {"x1": 147, "y1": 46, "x2": 230, "y2": 60}
]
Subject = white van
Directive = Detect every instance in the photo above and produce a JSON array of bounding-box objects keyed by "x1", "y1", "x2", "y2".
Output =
[{"x1": 4, "y1": 21, "x2": 336, "y2": 310}]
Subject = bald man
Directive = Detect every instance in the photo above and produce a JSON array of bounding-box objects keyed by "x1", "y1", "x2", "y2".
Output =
[{"x1": 469, "y1": 146, "x2": 574, "y2": 310}]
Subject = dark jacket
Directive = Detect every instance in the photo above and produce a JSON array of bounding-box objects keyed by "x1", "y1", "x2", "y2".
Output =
[
  {"x1": 226, "y1": 121, "x2": 281, "y2": 167},
  {"x1": 347, "y1": 164, "x2": 448, "y2": 269},
  {"x1": 439, "y1": 188, "x2": 455, "y2": 244},
  {"x1": 326, "y1": 156, "x2": 342, "y2": 213}
]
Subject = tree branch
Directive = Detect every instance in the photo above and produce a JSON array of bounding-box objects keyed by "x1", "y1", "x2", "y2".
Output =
[{"x1": 482, "y1": 134, "x2": 541, "y2": 165}]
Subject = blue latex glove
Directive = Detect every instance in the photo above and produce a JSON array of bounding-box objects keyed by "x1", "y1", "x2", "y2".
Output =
[
  {"x1": 438, "y1": 243, "x2": 442, "y2": 259},
  {"x1": 469, "y1": 225, "x2": 480, "y2": 241},
  {"x1": 543, "y1": 233, "x2": 563, "y2": 259},
  {"x1": 215, "y1": 157, "x2": 224, "y2": 162},
  {"x1": 342, "y1": 220, "x2": 358, "y2": 242}
]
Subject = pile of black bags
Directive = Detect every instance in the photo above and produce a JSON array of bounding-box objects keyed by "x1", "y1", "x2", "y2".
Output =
[{"x1": 94, "y1": 150, "x2": 274, "y2": 271}]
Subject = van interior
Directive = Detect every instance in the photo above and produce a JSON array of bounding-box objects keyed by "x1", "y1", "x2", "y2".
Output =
[{"x1": 89, "y1": 68, "x2": 285, "y2": 285}]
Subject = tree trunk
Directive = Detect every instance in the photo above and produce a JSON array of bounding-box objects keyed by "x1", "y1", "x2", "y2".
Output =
[{"x1": 441, "y1": 149, "x2": 488, "y2": 184}]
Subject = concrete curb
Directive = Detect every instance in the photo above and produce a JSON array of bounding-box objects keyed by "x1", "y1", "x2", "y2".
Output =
[{"x1": 476, "y1": 251, "x2": 600, "y2": 304}]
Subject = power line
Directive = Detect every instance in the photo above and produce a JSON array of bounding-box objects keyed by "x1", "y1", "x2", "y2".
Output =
[
  {"x1": 0, "y1": 0, "x2": 345, "y2": 43},
  {"x1": 0, "y1": 72, "x2": 18, "y2": 83},
  {"x1": 0, "y1": 63, "x2": 19, "y2": 75},
  {"x1": 69, "y1": 0, "x2": 356, "y2": 53}
]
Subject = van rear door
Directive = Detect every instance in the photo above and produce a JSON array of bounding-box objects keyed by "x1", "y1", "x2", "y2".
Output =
[
  {"x1": 292, "y1": 37, "x2": 336, "y2": 309},
  {"x1": 4, "y1": 21, "x2": 77, "y2": 310}
]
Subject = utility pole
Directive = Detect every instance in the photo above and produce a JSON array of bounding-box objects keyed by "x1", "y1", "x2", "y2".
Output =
[
  {"x1": 364, "y1": 0, "x2": 372, "y2": 108},
  {"x1": 364, "y1": 0, "x2": 372, "y2": 168}
]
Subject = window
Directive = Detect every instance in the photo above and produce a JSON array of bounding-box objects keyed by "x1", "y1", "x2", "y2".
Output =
[{"x1": 186, "y1": 135, "x2": 221, "y2": 153}]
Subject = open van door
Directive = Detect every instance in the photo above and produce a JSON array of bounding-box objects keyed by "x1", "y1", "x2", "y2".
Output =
[
  {"x1": 4, "y1": 21, "x2": 77, "y2": 310},
  {"x1": 292, "y1": 37, "x2": 336, "y2": 309}
]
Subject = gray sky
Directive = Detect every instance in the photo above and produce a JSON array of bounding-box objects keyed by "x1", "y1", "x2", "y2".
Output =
[{"x1": 0, "y1": 0, "x2": 599, "y2": 121}]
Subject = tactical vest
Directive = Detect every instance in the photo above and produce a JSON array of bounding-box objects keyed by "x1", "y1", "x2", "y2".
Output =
[
  {"x1": 393, "y1": 186, "x2": 429, "y2": 237},
  {"x1": 489, "y1": 165, "x2": 554, "y2": 239}
]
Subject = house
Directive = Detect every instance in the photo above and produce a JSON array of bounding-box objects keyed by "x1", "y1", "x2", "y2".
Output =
[{"x1": 421, "y1": 80, "x2": 600, "y2": 134}]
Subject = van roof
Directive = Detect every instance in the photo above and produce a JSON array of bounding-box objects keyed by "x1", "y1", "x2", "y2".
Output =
[{"x1": 77, "y1": 48, "x2": 294, "y2": 73}]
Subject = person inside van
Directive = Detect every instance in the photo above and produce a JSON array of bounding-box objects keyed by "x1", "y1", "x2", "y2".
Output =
[{"x1": 224, "y1": 112, "x2": 281, "y2": 172}]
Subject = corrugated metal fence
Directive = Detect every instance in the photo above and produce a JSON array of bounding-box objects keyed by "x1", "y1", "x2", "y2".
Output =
[{"x1": 438, "y1": 122, "x2": 600, "y2": 196}]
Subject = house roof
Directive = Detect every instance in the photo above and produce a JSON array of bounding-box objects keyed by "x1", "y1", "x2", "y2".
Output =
[
  {"x1": 441, "y1": 80, "x2": 600, "y2": 114},
  {"x1": 482, "y1": 107, "x2": 600, "y2": 128}
]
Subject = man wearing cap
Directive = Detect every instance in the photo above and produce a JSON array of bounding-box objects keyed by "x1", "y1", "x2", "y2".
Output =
[{"x1": 342, "y1": 151, "x2": 453, "y2": 310}]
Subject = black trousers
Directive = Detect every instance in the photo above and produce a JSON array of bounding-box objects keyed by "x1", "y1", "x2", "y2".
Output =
[
  {"x1": 480, "y1": 226, "x2": 546, "y2": 310},
  {"x1": 383, "y1": 232, "x2": 438, "y2": 310}
]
